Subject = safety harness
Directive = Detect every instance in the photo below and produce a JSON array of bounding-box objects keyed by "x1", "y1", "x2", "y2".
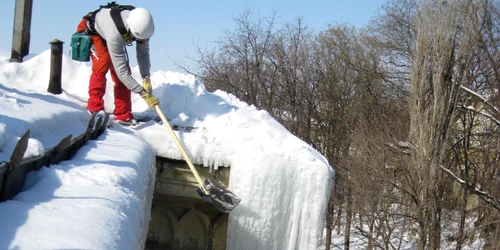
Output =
[{"x1": 83, "y1": 2, "x2": 136, "y2": 44}]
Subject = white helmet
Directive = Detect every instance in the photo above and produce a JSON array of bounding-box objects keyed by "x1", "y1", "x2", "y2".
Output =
[{"x1": 127, "y1": 8, "x2": 154, "y2": 40}]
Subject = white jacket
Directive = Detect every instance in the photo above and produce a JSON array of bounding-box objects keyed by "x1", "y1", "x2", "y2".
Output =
[{"x1": 93, "y1": 8, "x2": 150, "y2": 94}]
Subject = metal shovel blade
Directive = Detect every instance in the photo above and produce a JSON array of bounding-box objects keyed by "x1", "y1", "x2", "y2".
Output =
[{"x1": 196, "y1": 178, "x2": 241, "y2": 213}]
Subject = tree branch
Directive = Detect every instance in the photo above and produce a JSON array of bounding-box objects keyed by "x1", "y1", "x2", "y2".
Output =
[
  {"x1": 440, "y1": 165, "x2": 500, "y2": 210},
  {"x1": 460, "y1": 85, "x2": 500, "y2": 116},
  {"x1": 457, "y1": 104, "x2": 500, "y2": 127}
]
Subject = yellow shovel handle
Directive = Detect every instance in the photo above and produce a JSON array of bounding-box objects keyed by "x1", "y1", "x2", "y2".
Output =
[{"x1": 154, "y1": 105, "x2": 204, "y2": 187}]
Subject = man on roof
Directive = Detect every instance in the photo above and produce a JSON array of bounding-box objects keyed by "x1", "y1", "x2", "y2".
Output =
[{"x1": 76, "y1": 2, "x2": 159, "y2": 125}]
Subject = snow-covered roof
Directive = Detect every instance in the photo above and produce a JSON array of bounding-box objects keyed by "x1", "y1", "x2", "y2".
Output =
[{"x1": 0, "y1": 50, "x2": 333, "y2": 249}]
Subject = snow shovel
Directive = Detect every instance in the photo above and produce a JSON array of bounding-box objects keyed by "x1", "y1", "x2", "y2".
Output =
[{"x1": 153, "y1": 105, "x2": 241, "y2": 213}]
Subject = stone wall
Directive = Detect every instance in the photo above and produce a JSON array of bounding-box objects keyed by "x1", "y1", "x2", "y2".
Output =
[{"x1": 146, "y1": 158, "x2": 230, "y2": 250}]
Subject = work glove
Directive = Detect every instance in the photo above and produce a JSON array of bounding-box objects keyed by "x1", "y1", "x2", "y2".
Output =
[
  {"x1": 141, "y1": 77, "x2": 159, "y2": 108},
  {"x1": 143, "y1": 77, "x2": 153, "y2": 93},
  {"x1": 141, "y1": 92, "x2": 159, "y2": 109}
]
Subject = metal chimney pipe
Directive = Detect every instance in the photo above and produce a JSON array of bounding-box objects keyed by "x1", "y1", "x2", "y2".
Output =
[{"x1": 47, "y1": 39, "x2": 64, "y2": 95}]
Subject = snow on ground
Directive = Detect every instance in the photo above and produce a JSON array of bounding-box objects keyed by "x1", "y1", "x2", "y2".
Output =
[{"x1": 0, "y1": 50, "x2": 334, "y2": 249}]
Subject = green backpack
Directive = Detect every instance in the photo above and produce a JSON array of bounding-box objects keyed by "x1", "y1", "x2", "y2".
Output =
[{"x1": 70, "y1": 32, "x2": 92, "y2": 62}]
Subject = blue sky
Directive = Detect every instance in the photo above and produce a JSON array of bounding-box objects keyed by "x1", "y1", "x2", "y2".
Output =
[{"x1": 0, "y1": 0, "x2": 387, "y2": 73}]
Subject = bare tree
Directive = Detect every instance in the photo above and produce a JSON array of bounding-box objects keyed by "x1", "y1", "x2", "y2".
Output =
[
  {"x1": 189, "y1": 1, "x2": 500, "y2": 249},
  {"x1": 192, "y1": 9, "x2": 278, "y2": 108},
  {"x1": 410, "y1": 0, "x2": 476, "y2": 248}
]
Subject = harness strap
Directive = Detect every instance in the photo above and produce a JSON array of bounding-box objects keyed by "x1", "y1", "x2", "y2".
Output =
[
  {"x1": 82, "y1": 2, "x2": 135, "y2": 44},
  {"x1": 110, "y1": 5, "x2": 135, "y2": 44}
]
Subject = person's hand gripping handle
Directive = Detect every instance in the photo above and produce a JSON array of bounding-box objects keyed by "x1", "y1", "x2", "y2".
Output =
[{"x1": 140, "y1": 76, "x2": 159, "y2": 108}]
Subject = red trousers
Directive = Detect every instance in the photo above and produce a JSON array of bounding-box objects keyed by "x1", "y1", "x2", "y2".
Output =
[{"x1": 77, "y1": 19, "x2": 133, "y2": 121}]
